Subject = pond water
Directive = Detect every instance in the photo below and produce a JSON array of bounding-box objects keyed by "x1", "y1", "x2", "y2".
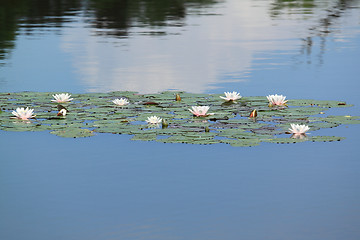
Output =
[{"x1": 1, "y1": 0, "x2": 360, "y2": 239}]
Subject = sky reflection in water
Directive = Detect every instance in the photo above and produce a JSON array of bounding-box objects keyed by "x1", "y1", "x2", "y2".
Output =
[
  {"x1": 1, "y1": 1, "x2": 360, "y2": 240},
  {"x1": 0, "y1": 0, "x2": 359, "y2": 97}
]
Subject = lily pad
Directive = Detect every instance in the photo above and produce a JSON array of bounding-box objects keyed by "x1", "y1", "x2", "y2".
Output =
[
  {"x1": 220, "y1": 139, "x2": 261, "y2": 147},
  {"x1": 1, "y1": 91, "x2": 359, "y2": 146},
  {"x1": 50, "y1": 128, "x2": 94, "y2": 138},
  {"x1": 323, "y1": 116, "x2": 360, "y2": 124}
]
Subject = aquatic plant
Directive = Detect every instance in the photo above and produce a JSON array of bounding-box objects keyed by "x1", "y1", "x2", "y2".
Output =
[
  {"x1": 11, "y1": 107, "x2": 36, "y2": 120},
  {"x1": 1, "y1": 91, "x2": 359, "y2": 146},
  {"x1": 113, "y1": 98, "x2": 129, "y2": 106},
  {"x1": 289, "y1": 124, "x2": 310, "y2": 135},
  {"x1": 146, "y1": 116, "x2": 162, "y2": 124},
  {"x1": 57, "y1": 109, "x2": 67, "y2": 116},
  {"x1": 267, "y1": 94, "x2": 288, "y2": 107},
  {"x1": 220, "y1": 91, "x2": 242, "y2": 101},
  {"x1": 189, "y1": 106, "x2": 213, "y2": 117},
  {"x1": 51, "y1": 93, "x2": 73, "y2": 103},
  {"x1": 249, "y1": 109, "x2": 257, "y2": 118}
]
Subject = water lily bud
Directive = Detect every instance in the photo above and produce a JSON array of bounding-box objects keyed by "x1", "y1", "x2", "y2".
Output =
[
  {"x1": 175, "y1": 93, "x2": 181, "y2": 101},
  {"x1": 249, "y1": 109, "x2": 257, "y2": 118},
  {"x1": 57, "y1": 109, "x2": 67, "y2": 116},
  {"x1": 162, "y1": 119, "x2": 168, "y2": 128}
]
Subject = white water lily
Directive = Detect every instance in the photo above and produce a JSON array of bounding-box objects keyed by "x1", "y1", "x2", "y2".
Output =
[
  {"x1": 11, "y1": 107, "x2": 36, "y2": 120},
  {"x1": 112, "y1": 98, "x2": 129, "y2": 106},
  {"x1": 289, "y1": 124, "x2": 310, "y2": 135},
  {"x1": 51, "y1": 93, "x2": 73, "y2": 103},
  {"x1": 220, "y1": 91, "x2": 242, "y2": 101},
  {"x1": 146, "y1": 116, "x2": 162, "y2": 124},
  {"x1": 189, "y1": 106, "x2": 214, "y2": 117},
  {"x1": 267, "y1": 94, "x2": 288, "y2": 106}
]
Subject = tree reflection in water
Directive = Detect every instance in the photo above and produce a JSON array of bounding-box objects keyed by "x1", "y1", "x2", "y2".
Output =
[
  {"x1": 270, "y1": 0, "x2": 359, "y2": 65},
  {"x1": 0, "y1": 0, "x2": 220, "y2": 63},
  {"x1": 0, "y1": 0, "x2": 359, "y2": 93},
  {"x1": 1, "y1": 0, "x2": 358, "y2": 63}
]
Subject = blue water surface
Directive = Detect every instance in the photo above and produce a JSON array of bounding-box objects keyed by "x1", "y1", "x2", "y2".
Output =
[
  {"x1": 1, "y1": 0, "x2": 360, "y2": 239},
  {"x1": 1, "y1": 126, "x2": 360, "y2": 240}
]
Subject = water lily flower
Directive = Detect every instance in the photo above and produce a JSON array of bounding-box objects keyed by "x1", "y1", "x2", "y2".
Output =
[
  {"x1": 220, "y1": 91, "x2": 242, "y2": 101},
  {"x1": 51, "y1": 93, "x2": 73, "y2": 103},
  {"x1": 113, "y1": 98, "x2": 129, "y2": 106},
  {"x1": 189, "y1": 106, "x2": 214, "y2": 117},
  {"x1": 267, "y1": 94, "x2": 288, "y2": 106},
  {"x1": 11, "y1": 107, "x2": 36, "y2": 120},
  {"x1": 146, "y1": 116, "x2": 162, "y2": 124},
  {"x1": 289, "y1": 124, "x2": 310, "y2": 135}
]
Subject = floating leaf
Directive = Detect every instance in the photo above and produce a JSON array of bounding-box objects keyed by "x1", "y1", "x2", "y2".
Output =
[
  {"x1": 50, "y1": 128, "x2": 94, "y2": 138},
  {"x1": 131, "y1": 133, "x2": 157, "y2": 141},
  {"x1": 0, "y1": 91, "x2": 359, "y2": 146},
  {"x1": 309, "y1": 136, "x2": 345, "y2": 142},
  {"x1": 220, "y1": 139, "x2": 261, "y2": 147},
  {"x1": 263, "y1": 137, "x2": 308, "y2": 144},
  {"x1": 323, "y1": 116, "x2": 360, "y2": 124},
  {"x1": 288, "y1": 99, "x2": 353, "y2": 108}
]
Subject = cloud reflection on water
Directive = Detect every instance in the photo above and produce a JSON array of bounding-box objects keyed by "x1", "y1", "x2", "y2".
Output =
[
  {"x1": 59, "y1": 0, "x2": 360, "y2": 93},
  {"x1": 61, "y1": 0, "x2": 293, "y2": 93},
  {"x1": 1, "y1": 0, "x2": 359, "y2": 94}
]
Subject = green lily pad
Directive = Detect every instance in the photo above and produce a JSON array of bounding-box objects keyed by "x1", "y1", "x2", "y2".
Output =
[
  {"x1": 309, "y1": 136, "x2": 345, "y2": 142},
  {"x1": 323, "y1": 116, "x2": 360, "y2": 124},
  {"x1": 263, "y1": 137, "x2": 308, "y2": 144},
  {"x1": 220, "y1": 139, "x2": 261, "y2": 147},
  {"x1": 50, "y1": 128, "x2": 94, "y2": 138},
  {"x1": 131, "y1": 133, "x2": 158, "y2": 141},
  {"x1": 1, "y1": 91, "x2": 359, "y2": 146}
]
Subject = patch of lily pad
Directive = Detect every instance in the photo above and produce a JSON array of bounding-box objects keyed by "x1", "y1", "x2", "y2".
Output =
[{"x1": 1, "y1": 91, "x2": 359, "y2": 146}]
